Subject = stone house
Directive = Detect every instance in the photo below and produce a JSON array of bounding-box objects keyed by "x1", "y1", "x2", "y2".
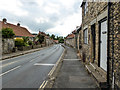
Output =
[
  {"x1": 74, "y1": 26, "x2": 81, "y2": 50},
  {"x1": 65, "y1": 32, "x2": 76, "y2": 48},
  {"x1": 79, "y1": 1, "x2": 120, "y2": 89}
]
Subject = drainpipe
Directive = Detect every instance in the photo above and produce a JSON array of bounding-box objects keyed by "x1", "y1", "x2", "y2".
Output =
[{"x1": 107, "y1": 1, "x2": 111, "y2": 89}]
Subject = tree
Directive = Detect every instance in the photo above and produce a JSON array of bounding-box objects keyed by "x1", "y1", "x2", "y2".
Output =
[
  {"x1": 59, "y1": 36, "x2": 64, "y2": 43},
  {"x1": 1, "y1": 28, "x2": 15, "y2": 38},
  {"x1": 37, "y1": 34, "x2": 45, "y2": 44},
  {"x1": 50, "y1": 34, "x2": 55, "y2": 40},
  {"x1": 47, "y1": 34, "x2": 50, "y2": 36}
]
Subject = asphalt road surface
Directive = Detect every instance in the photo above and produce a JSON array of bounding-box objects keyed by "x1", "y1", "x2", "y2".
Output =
[{"x1": 1, "y1": 44, "x2": 64, "y2": 89}]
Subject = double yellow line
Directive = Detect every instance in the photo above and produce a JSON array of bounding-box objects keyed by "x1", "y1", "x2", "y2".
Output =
[
  {"x1": 48, "y1": 49, "x2": 65, "y2": 77},
  {"x1": 39, "y1": 48, "x2": 65, "y2": 90},
  {"x1": 39, "y1": 80, "x2": 48, "y2": 89}
]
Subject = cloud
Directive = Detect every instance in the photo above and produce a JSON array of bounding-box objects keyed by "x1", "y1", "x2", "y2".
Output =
[
  {"x1": 46, "y1": 10, "x2": 82, "y2": 37},
  {"x1": 0, "y1": 0, "x2": 82, "y2": 36},
  {"x1": 0, "y1": 0, "x2": 28, "y2": 16}
]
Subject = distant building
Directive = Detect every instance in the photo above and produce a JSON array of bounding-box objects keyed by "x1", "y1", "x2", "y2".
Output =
[
  {"x1": 53, "y1": 40, "x2": 59, "y2": 44},
  {"x1": 38, "y1": 31, "x2": 54, "y2": 46},
  {"x1": 65, "y1": 32, "x2": 75, "y2": 48}
]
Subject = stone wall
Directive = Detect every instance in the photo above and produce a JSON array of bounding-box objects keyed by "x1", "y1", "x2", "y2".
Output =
[
  {"x1": 80, "y1": 2, "x2": 108, "y2": 64},
  {"x1": 109, "y1": 2, "x2": 120, "y2": 88},
  {"x1": 65, "y1": 38, "x2": 75, "y2": 48},
  {"x1": 2, "y1": 38, "x2": 15, "y2": 54}
]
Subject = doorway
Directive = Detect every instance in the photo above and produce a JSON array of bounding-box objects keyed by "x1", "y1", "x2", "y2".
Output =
[
  {"x1": 91, "y1": 24, "x2": 96, "y2": 63},
  {"x1": 99, "y1": 20, "x2": 107, "y2": 71}
]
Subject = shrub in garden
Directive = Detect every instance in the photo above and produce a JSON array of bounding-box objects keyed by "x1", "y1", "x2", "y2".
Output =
[
  {"x1": 14, "y1": 38, "x2": 24, "y2": 47},
  {"x1": 28, "y1": 40, "x2": 33, "y2": 45},
  {"x1": 1, "y1": 28, "x2": 15, "y2": 38}
]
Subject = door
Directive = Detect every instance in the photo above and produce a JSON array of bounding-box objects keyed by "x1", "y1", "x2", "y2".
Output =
[
  {"x1": 91, "y1": 24, "x2": 96, "y2": 63},
  {"x1": 100, "y1": 20, "x2": 107, "y2": 71}
]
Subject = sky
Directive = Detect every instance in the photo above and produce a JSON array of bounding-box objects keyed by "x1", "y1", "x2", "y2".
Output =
[{"x1": 0, "y1": 0, "x2": 82, "y2": 37}]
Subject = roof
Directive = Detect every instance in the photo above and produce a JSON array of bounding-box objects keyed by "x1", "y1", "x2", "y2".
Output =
[
  {"x1": 38, "y1": 31, "x2": 47, "y2": 36},
  {"x1": 66, "y1": 33, "x2": 75, "y2": 39},
  {"x1": 0, "y1": 21, "x2": 34, "y2": 37},
  {"x1": 81, "y1": 0, "x2": 86, "y2": 7},
  {"x1": 38, "y1": 31, "x2": 51, "y2": 39},
  {"x1": 53, "y1": 40, "x2": 59, "y2": 43}
]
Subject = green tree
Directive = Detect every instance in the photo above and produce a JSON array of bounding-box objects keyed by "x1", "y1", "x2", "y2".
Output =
[
  {"x1": 47, "y1": 34, "x2": 50, "y2": 36},
  {"x1": 37, "y1": 34, "x2": 45, "y2": 44},
  {"x1": 50, "y1": 34, "x2": 55, "y2": 40},
  {"x1": 1, "y1": 28, "x2": 15, "y2": 38},
  {"x1": 59, "y1": 36, "x2": 64, "y2": 43}
]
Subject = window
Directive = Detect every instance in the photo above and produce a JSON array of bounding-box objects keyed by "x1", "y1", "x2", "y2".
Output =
[
  {"x1": 83, "y1": 29, "x2": 88, "y2": 44},
  {"x1": 84, "y1": 2, "x2": 88, "y2": 16}
]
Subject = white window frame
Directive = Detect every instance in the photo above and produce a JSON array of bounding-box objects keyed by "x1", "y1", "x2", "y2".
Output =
[
  {"x1": 84, "y1": 2, "x2": 88, "y2": 16},
  {"x1": 83, "y1": 28, "x2": 88, "y2": 44}
]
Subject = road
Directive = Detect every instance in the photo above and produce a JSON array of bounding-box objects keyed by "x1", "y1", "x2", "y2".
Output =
[{"x1": 1, "y1": 44, "x2": 64, "y2": 89}]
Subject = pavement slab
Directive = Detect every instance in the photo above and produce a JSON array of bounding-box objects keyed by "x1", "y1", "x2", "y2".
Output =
[{"x1": 53, "y1": 46, "x2": 98, "y2": 88}]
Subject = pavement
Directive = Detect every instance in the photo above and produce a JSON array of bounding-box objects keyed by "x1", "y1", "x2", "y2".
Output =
[
  {"x1": 53, "y1": 46, "x2": 98, "y2": 88},
  {"x1": 1, "y1": 44, "x2": 64, "y2": 88},
  {"x1": 1, "y1": 45, "x2": 52, "y2": 60}
]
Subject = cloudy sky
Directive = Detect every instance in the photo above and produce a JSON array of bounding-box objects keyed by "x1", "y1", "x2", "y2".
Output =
[{"x1": 0, "y1": 0, "x2": 82, "y2": 37}]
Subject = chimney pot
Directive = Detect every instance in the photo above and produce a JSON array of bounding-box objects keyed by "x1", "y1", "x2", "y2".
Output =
[
  {"x1": 17, "y1": 23, "x2": 20, "y2": 26},
  {"x1": 3, "y1": 18, "x2": 7, "y2": 24}
]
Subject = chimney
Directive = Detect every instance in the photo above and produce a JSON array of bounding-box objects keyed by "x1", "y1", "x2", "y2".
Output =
[
  {"x1": 3, "y1": 18, "x2": 7, "y2": 24},
  {"x1": 17, "y1": 23, "x2": 20, "y2": 26}
]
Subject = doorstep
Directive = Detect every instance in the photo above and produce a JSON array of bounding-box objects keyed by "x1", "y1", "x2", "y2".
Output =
[{"x1": 85, "y1": 63, "x2": 107, "y2": 88}]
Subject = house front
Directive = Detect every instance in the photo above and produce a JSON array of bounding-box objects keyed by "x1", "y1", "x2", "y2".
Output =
[
  {"x1": 80, "y1": 1, "x2": 120, "y2": 88},
  {"x1": 1, "y1": 18, "x2": 34, "y2": 40}
]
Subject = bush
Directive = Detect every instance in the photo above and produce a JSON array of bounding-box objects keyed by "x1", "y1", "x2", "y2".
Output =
[
  {"x1": 14, "y1": 38, "x2": 24, "y2": 47},
  {"x1": 37, "y1": 34, "x2": 45, "y2": 44},
  {"x1": 2, "y1": 28, "x2": 15, "y2": 38},
  {"x1": 22, "y1": 36, "x2": 29, "y2": 43},
  {"x1": 28, "y1": 40, "x2": 33, "y2": 45}
]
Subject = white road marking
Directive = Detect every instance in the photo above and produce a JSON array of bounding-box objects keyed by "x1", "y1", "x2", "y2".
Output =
[
  {"x1": 34, "y1": 63, "x2": 55, "y2": 66},
  {"x1": 63, "y1": 59, "x2": 81, "y2": 61},
  {"x1": 0, "y1": 65, "x2": 21, "y2": 76},
  {"x1": 29, "y1": 60, "x2": 34, "y2": 62},
  {"x1": 0, "y1": 61, "x2": 19, "y2": 68}
]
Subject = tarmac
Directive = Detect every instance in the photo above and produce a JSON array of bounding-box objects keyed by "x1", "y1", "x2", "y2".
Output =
[
  {"x1": 1, "y1": 45, "x2": 51, "y2": 60},
  {"x1": 53, "y1": 46, "x2": 98, "y2": 88}
]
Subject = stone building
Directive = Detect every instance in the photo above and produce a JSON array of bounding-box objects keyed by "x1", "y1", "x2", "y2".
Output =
[
  {"x1": 108, "y1": 2, "x2": 120, "y2": 89},
  {"x1": 65, "y1": 32, "x2": 75, "y2": 48},
  {"x1": 80, "y1": 1, "x2": 120, "y2": 89}
]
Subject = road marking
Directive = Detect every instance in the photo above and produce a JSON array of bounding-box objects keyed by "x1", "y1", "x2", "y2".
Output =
[
  {"x1": 29, "y1": 59, "x2": 34, "y2": 62},
  {"x1": 48, "y1": 49, "x2": 65, "y2": 77},
  {"x1": 39, "y1": 80, "x2": 46, "y2": 88},
  {"x1": 34, "y1": 63, "x2": 55, "y2": 66},
  {"x1": 42, "y1": 80, "x2": 48, "y2": 88},
  {"x1": 63, "y1": 59, "x2": 81, "y2": 61},
  {"x1": 0, "y1": 65, "x2": 21, "y2": 76},
  {"x1": 0, "y1": 61, "x2": 19, "y2": 68},
  {"x1": 39, "y1": 80, "x2": 48, "y2": 89}
]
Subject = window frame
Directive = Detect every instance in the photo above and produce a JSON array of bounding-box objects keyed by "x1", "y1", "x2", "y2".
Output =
[
  {"x1": 83, "y1": 28, "x2": 88, "y2": 44},
  {"x1": 84, "y1": 2, "x2": 88, "y2": 16}
]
